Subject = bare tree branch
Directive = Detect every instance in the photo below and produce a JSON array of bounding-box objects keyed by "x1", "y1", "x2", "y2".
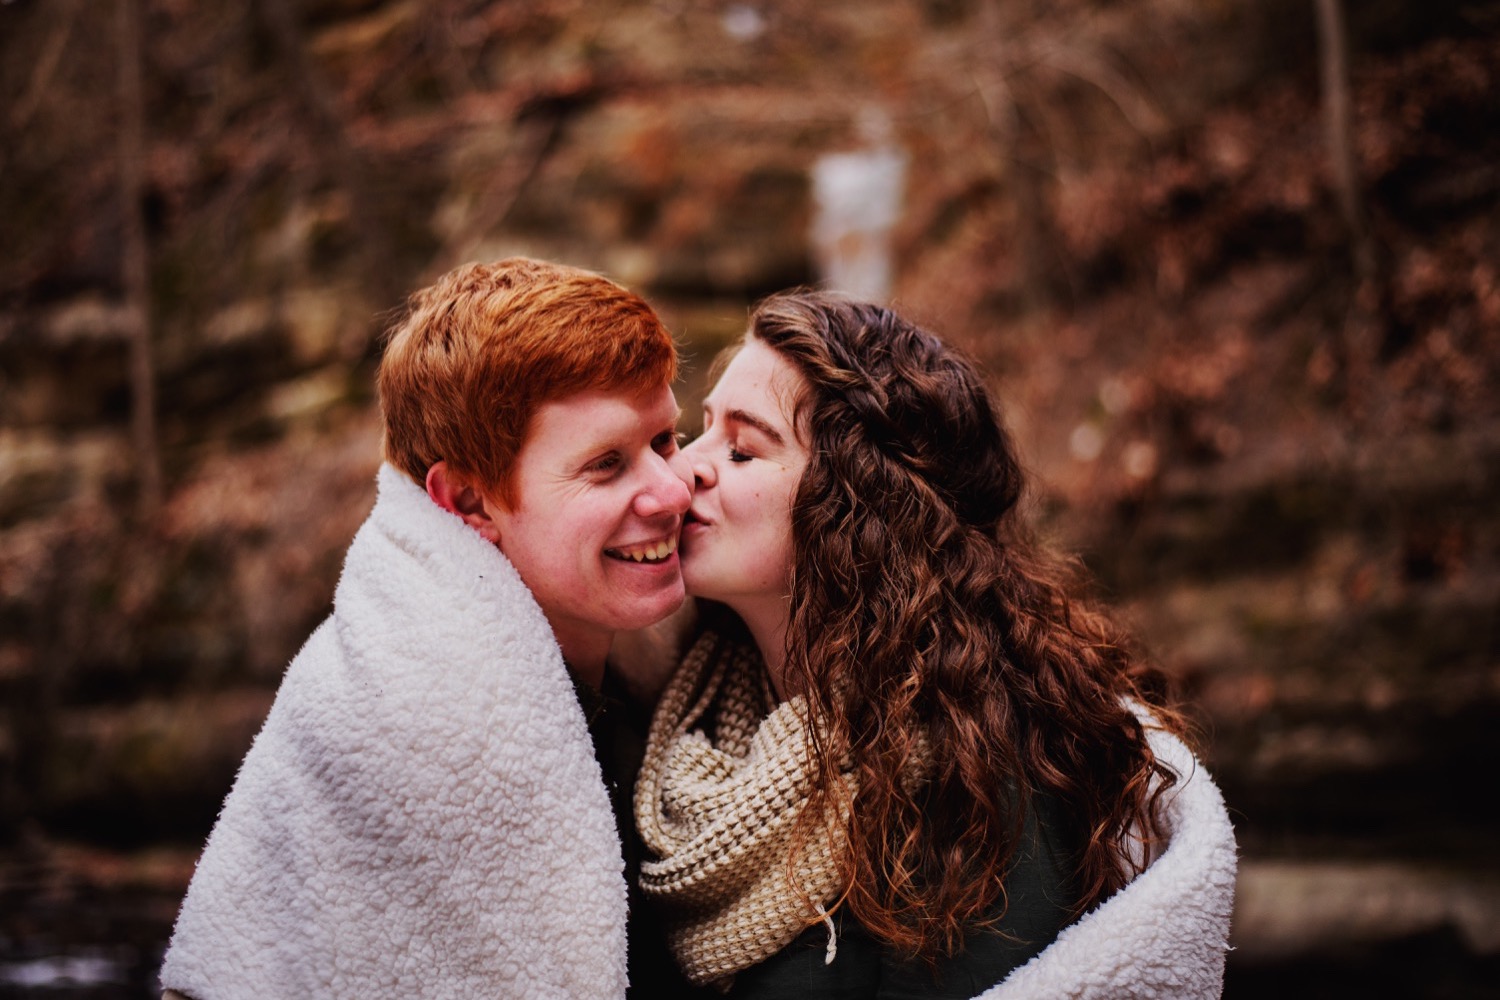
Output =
[
  {"x1": 426, "y1": 0, "x2": 478, "y2": 100},
  {"x1": 1042, "y1": 44, "x2": 1170, "y2": 139},
  {"x1": 11, "y1": 0, "x2": 85, "y2": 135},
  {"x1": 434, "y1": 115, "x2": 558, "y2": 274}
]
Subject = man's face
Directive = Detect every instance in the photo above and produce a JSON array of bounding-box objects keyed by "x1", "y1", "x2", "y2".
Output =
[{"x1": 489, "y1": 383, "x2": 692, "y2": 664}]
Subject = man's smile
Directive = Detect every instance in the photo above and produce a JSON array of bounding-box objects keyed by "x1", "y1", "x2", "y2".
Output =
[{"x1": 604, "y1": 533, "x2": 679, "y2": 563}]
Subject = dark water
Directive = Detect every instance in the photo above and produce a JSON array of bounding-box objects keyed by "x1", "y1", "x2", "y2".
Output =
[
  {"x1": 3, "y1": 879, "x2": 1499, "y2": 999},
  {"x1": 1228, "y1": 934, "x2": 1500, "y2": 1000},
  {"x1": 0, "y1": 874, "x2": 173, "y2": 999},
  {"x1": 0, "y1": 841, "x2": 184, "y2": 1000}
]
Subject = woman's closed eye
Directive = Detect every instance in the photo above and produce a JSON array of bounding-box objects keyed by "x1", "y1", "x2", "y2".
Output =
[{"x1": 728, "y1": 444, "x2": 753, "y2": 463}]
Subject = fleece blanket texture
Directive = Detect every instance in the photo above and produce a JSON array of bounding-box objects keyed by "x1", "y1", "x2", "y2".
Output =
[
  {"x1": 160, "y1": 464, "x2": 627, "y2": 999},
  {"x1": 978, "y1": 724, "x2": 1238, "y2": 999}
]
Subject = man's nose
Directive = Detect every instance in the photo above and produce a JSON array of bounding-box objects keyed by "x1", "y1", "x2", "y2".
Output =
[{"x1": 633, "y1": 451, "x2": 692, "y2": 518}]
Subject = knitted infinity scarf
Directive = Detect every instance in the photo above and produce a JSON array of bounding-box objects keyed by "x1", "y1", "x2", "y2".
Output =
[{"x1": 634, "y1": 630, "x2": 852, "y2": 988}]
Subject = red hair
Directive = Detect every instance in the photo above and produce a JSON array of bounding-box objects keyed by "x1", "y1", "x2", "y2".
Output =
[{"x1": 378, "y1": 258, "x2": 676, "y2": 505}]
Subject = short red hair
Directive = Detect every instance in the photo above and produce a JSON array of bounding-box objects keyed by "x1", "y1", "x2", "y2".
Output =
[{"x1": 378, "y1": 258, "x2": 677, "y2": 505}]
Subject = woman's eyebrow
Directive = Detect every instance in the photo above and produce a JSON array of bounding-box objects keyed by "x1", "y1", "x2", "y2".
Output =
[{"x1": 725, "y1": 408, "x2": 785, "y2": 445}]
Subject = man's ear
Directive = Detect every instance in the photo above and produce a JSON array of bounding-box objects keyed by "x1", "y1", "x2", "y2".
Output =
[{"x1": 425, "y1": 461, "x2": 502, "y2": 544}]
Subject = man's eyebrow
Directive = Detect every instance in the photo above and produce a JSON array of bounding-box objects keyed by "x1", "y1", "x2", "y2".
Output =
[
  {"x1": 568, "y1": 405, "x2": 683, "y2": 467},
  {"x1": 725, "y1": 408, "x2": 785, "y2": 445}
]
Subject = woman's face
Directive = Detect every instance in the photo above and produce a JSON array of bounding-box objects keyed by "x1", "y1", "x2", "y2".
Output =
[{"x1": 679, "y1": 338, "x2": 809, "y2": 622}]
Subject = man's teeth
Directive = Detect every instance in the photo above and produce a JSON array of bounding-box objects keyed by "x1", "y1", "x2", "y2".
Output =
[{"x1": 608, "y1": 538, "x2": 677, "y2": 562}]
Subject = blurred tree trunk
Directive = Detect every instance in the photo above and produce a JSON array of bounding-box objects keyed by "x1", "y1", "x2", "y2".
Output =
[
  {"x1": 1315, "y1": 0, "x2": 1374, "y2": 281},
  {"x1": 1315, "y1": 0, "x2": 1395, "y2": 402},
  {"x1": 116, "y1": 0, "x2": 162, "y2": 519}
]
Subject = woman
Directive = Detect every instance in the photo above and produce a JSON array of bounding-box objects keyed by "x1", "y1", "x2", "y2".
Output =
[{"x1": 633, "y1": 291, "x2": 1236, "y2": 998}]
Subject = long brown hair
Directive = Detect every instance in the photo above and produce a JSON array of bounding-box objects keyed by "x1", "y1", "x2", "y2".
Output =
[{"x1": 746, "y1": 290, "x2": 1184, "y2": 960}]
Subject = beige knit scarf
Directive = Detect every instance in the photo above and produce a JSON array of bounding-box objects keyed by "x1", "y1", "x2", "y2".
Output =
[{"x1": 634, "y1": 630, "x2": 853, "y2": 988}]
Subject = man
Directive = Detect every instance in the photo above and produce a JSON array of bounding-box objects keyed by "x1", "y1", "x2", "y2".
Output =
[{"x1": 160, "y1": 259, "x2": 695, "y2": 999}]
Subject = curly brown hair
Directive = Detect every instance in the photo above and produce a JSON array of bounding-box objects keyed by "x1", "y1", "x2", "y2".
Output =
[{"x1": 744, "y1": 290, "x2": 1185, "y2": 961}]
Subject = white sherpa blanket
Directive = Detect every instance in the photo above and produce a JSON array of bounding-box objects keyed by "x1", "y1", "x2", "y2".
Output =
[
  {"x1": 978, "y1": 723, "x2": 1237, "y2": 999},
  {"x1": 160, "y1": 464, "x2": 627, "y2": 1000}
]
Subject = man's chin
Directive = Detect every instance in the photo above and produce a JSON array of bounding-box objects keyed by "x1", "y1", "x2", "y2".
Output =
[{"x1": 610, "y1": 582, "x2": 687, "y2": 632}]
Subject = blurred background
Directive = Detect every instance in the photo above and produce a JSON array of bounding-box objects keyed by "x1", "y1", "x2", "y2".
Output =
[{"x1": 2, "y1": 0, "x2": 1498, "y2": 996}]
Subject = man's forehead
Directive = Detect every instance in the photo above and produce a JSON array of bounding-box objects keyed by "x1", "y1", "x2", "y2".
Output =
[{"x1": 527, "y1": 384, "x2": 679, "y2": 449}]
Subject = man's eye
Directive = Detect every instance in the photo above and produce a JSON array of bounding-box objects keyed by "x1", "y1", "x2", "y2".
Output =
[
  {"x1": 587, "y1": 454, "x2": 622, "y2": 474},
  {"x1": 652, "y1": 431, "x2": 679, "y2": 455}
]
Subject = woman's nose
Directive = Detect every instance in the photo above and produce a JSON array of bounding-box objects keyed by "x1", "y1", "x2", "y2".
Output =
[{"x1": 682, "y1": 436, "x2": 717, "y2": 489}]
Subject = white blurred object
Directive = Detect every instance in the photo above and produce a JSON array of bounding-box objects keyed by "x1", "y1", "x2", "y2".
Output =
[
  {"x1": 1070, "y1": 423, "x2": 1105, "y2": 462},
  {"x1": 722, "y1": 4, "x2": 765, "y2": 41},
  {"x1": 810, "y1": 110, "x2": 907, "y2": 303}
]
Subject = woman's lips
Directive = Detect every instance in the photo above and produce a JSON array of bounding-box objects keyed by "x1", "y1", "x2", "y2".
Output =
[{"x1": 679, "y1": 512, "x2": 709, "y2": 547}]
